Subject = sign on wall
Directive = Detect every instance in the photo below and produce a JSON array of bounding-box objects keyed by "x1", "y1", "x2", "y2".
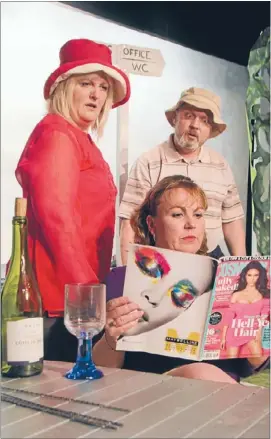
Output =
[
  {"x1": 100, "y1": 42, "x2": 165, "y2": 76},
  {"x1": 117, "y1": 44, "x2": 165, "y2": 76}
]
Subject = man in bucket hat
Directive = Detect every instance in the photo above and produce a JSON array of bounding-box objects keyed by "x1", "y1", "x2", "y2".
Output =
[{"x1": 119, "y1": 87, "x2": 246, "y2": 264}]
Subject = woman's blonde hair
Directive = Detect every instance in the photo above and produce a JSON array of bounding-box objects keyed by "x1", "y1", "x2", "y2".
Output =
[
  {"x1": 130, "y1": 175, "x2": 208, "y2": 255},
  {"x1": 47, "y1": 71, "x2": 114, "y2": 138}
]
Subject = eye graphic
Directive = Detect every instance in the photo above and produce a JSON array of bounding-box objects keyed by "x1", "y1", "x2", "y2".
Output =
[
  {"x1": 135, "y1": 247, "x2": 171, "y2": 279},
  {"x1": 169, "y1": 279, "x2": 198, "y2": 309}
]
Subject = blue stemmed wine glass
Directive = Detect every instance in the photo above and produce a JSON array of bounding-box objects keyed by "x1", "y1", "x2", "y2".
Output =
[{"x1": 64, "y1": 283, "x2": 106, "y2": 380}]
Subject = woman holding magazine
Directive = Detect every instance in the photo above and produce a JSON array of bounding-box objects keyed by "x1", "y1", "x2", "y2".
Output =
[{"x1": 93, "y1": 175, "x2": 269, "y2": 383}]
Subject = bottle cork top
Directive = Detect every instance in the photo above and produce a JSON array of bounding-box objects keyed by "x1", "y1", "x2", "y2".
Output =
[{"x1": 15, "y1": 198, "x2": 27, "y2": 217}]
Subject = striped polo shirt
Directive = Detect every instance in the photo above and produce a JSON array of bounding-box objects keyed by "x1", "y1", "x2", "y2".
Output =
[{"x1": 119, "y1": 135, "x2": 244, "y2": 252}]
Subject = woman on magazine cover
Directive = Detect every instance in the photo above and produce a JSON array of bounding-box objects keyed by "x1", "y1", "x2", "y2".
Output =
[
  {"x1": 15, "y1": 38, "x2": 130, "y2": 361},
  {"x1": 93, "y1": 176, "x2": 269, "y2": 383},
  {"x1": 220, "y1": 261, "x2": 270, "y2": 360}
]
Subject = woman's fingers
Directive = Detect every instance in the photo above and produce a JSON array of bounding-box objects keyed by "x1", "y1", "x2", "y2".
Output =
[
  {"x1": 106, "y1": 309, "x2": 144, "y2": 339},
  {"x1": 107, "y1": 296, "x2": 130, "y2": 311},
  {"x1": 107, "y1": 317, "x2": 142, "y2": 339},
  {"x1": 118, "y1": 319, "x2": 142, "y2": 335},
  {"x1": 106, "y1": 296, "x2": 144, "y2": 340},
  {"x1": 114, "y1": 309, "x2": 144, "y2": 328},
  {"x1": 107, "y1": 298, "x2": 141, "y2": 320}
]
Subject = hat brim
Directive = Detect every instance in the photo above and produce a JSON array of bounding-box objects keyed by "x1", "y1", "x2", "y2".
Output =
[
  {"x1": 44, "y1": 61, "x2": 130, "y2": 108},
  {"x1": 165, "y1": 95, "x2": 226, "y2": 138}
]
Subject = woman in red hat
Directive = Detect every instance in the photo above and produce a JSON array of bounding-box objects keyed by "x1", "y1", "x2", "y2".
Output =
[{"x1": 15, "y1": 39, "x2": 131, "y2": 361}]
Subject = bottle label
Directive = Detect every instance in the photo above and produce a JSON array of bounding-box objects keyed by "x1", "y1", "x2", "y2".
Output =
[{"x1": 7, "y1": 318, "x2": 44, "y2": 363}]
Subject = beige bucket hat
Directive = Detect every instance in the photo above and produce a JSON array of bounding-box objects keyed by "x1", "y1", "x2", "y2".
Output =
[{"x1": 165, "y1": 87, "x2": 227, "y2": 138}]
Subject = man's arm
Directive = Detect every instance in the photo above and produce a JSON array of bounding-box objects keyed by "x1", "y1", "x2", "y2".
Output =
[
  {"x1": 222, "y1": 218, "x2": 246, "y2": 256},
  {"x1": 120, "y1": 219, "x2": 135, "y2": 265}
]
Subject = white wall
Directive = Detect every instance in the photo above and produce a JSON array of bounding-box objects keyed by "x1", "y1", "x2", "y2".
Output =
[{"x1": 1, "y1": 1, "x2": 249, "y2": 263}]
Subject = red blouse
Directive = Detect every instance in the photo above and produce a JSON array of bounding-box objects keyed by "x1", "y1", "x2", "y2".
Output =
[{"x1": 15, "y1": 114, "x2": 117, "y2": 316}]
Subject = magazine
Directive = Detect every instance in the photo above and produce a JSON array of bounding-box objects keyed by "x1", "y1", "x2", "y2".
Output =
[{"x1": 116, "y1": 244, "x2": 270, "y2": 361}]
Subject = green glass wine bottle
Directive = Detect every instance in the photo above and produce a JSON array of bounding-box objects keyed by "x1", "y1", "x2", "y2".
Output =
[{"x1": 1, "y1": 198, "x2": 44, "y2": 377}]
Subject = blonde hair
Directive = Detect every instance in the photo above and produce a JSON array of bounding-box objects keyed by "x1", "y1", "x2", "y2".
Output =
[
  {"x1": 47, "y1": 71, "x2": 114, "y2": 138},
  {"x1": 131, "y1": 175, "x2": 208, "y2": 255}
]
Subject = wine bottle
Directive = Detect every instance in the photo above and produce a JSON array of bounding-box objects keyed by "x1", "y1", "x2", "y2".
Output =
[{"x1": 1, "y1": 198, "x2": 44, "y2": 377}]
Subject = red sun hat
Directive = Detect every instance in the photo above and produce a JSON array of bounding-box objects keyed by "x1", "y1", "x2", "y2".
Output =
[{"x1": 44, "y1": 39, "x2": 131, "y2": 108}]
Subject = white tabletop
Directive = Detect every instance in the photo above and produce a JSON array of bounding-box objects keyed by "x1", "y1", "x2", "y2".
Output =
[{"x1": 1, "y1": 361, "x2": 270, "y2": 438}]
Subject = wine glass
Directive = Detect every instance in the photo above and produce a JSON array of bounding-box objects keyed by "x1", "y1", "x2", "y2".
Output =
[{"x1": 64, "y1": 283, "x2": 106, "y2": 380}]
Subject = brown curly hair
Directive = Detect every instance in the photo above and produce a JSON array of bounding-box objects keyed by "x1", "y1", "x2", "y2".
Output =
[{"x1": 130, "y1": 175, "x2": 208, "y2": 255}]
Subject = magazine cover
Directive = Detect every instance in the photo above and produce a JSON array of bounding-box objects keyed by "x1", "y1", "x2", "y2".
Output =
[
  {"x1": 202, "y1": 256, "x2": 270, "y2": 361},
  {"x1": 116, "y1": 244, "x2": 217, "y2": 361}
]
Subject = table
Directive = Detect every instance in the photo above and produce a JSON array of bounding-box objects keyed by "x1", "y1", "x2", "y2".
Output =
[{"x1": 1, "y1": 361, "x2": 270, "y2": 438}]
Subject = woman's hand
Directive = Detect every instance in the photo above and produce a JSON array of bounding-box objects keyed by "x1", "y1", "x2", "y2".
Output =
[{"x1": 105, "y1": 296, "x2": 144, "y2": 348}]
